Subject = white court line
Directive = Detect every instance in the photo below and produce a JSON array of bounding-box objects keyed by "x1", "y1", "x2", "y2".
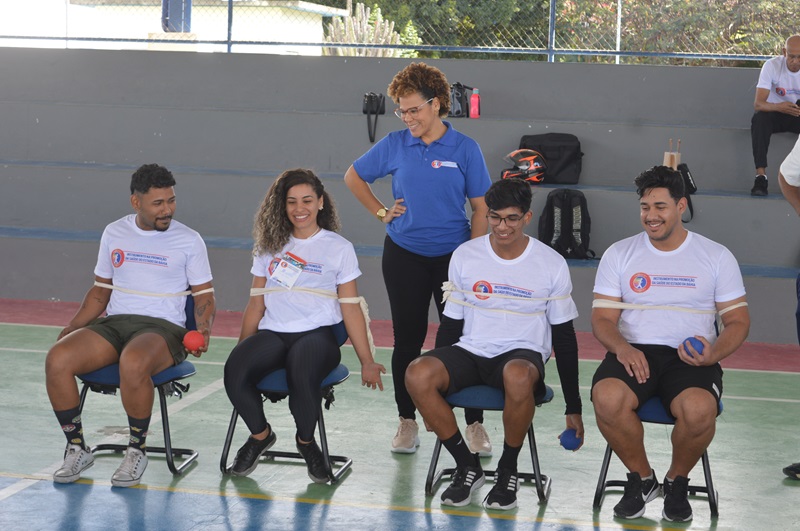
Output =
[{"x1": 0, "y1": 378, "x2": 226, "y2": 502}]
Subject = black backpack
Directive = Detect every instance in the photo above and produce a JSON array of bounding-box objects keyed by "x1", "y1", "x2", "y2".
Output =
[
  {"x1": 448, "y1": 82, "x2": 472, "y2": 118},
  {"x1": 677, "y1": 162, "x2": 697, "y2": 222},
  {"x1": 538, "y1": 188, "x2": 595, "y2": 259}
]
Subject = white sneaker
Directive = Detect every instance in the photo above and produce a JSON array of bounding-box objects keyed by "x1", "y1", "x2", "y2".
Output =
[
  {"x1": 111, "y1": 447, "x2": 148, "y2": 487},
  {"x1": 465, "y1": 421, "x2": 493, "y2": 457},
  {"x1": 391, "y1": 417, "x2": 420, "y2": 454},
  {"x1": 53, "y1": 444, "x2": 94, "y2": 484}
]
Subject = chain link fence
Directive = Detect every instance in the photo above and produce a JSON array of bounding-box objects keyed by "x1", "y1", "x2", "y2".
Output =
[{"x1": 0, "y1": 0, "x2": 795, "y2": 64}]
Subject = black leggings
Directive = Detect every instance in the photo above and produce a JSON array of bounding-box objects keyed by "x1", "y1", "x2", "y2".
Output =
[
  {"x1": 382, "y1": 236, "x2": 482, "y2": 424},
  {"x1": 224, "y1": 327, "x2": 341, "y2": 441}
]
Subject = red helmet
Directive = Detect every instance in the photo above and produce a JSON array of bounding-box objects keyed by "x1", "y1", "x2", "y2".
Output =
[{"x1": 501, "y1": 149, "x2": 547, "y2": 183}]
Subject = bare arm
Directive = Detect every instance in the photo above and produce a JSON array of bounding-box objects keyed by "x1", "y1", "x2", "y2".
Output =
[
  {"x1": 58, "y1": 275, "x2": 113, "y2": 339},
  {"x1": 754, "y1": 87, "x2": 800, "y2": 116},
  {"x1": 238, "y1": 276, "x2": 267, "y2": 343},
  {"x1": 344, "y1": 165, "x2": 386, "y2": 216},
  {"x1": 591, "y1": 293, "x2": 650, "y2": 384},
  {"x1": 338, "y1": 279, "x2": 386, "y2": 391},
  {"x1": 779, "y1": 171, "x2": 800, "y2": 216},
  {"x1": 677, "y1": 296, "x2": 750, "y2": 365},
  {"x1": 468, "y1": 195, "x2": 488, "y2": 239},
  {"x1": 188, "y1": 280, "x2": 215, "y2": 356}
]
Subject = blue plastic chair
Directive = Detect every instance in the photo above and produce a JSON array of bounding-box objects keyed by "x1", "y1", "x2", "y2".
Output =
[
  {"x1": 425, "y1": 384, "x2": 555, "y2": 502},
  {"x1": 219, "y1": 322, "x2": 352, "y2": 483},
  {"x1": 76, "y1": 296, "x2": 200, "y2": 475},
  {"x1": 593, "y1": 396, "x2": 722, "y2": 517}
]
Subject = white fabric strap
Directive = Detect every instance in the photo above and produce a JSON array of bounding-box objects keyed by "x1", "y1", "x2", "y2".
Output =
[
  {"x1": 591, "y1": 298, "x2": 716, "y2": 315},
  {"x1": 591, "y1": 298, "x2": 747, "y2": 316},
  {"x1": 93, "y1": 281, "x2": 214, "y2": 298},
  {"x1": 249, "y1": 286, "x2": 375, "y2": 355},
  {"x1": 441, "y1": 281, "x2": 569, "y2": 317}
]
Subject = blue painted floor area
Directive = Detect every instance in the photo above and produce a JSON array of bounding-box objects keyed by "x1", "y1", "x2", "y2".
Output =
[{"x1": 0, "y1": 478, "x2": 612, "y2": 531}]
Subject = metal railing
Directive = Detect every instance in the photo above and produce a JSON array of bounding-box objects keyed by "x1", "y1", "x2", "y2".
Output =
[{"x1": 0, "y1": 0, "x2": 791, "y2": 65}]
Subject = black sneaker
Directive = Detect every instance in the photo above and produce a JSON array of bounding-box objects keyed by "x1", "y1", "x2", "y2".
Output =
[
  {"x1": 613, "y1": 471, "x2": 660, "y2": 519},
  {"x1": 231, "y1": 429, "x2": 277, "y2": 476},
  {"x1": 751, "y1": 175, "x2": 768, "y2": 196},
  {"x1": 662, "y1": 475, "x2": 693, "y2": 522},
  {"x1": 783, "y1": 462, "x2": 800, "y2": 479},
  {"x1": 441, "y1": 464, "x2": 485, "y2": 507},
  {"x1": 483, "y1": 467, "x2": 519, "y2": 510},
  {"x1": 296, "y1": 438, "x2": 329, "y2": 484}
]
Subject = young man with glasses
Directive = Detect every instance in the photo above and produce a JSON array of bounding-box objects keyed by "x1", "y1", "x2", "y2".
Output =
[{"x1": 405, "y1": 178, "x2": 584, "y2": 511}]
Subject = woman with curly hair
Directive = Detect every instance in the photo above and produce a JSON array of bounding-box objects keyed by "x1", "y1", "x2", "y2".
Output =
[
  {"x1": 224, "y1": 168, "x2": 386, "y2": 481},
  {"x1": 344, "y1": 62, "x2": 492, "y2": 455}
]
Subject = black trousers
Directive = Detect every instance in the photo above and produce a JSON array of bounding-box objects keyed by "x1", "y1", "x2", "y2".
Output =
[
  {"x1": 224, "y1": 327, "x2": 340, "y2": 441},
  {"x1": 382, "y1": 235, "x2": 482, "y2": 424},
  {"x1": 751, "y1": 111, "x2": 800, "y2": 169}
]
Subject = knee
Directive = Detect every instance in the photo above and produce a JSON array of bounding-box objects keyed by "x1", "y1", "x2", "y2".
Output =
[
  {"x1": 592, "y1": 379, "x2": 636, "y2": 421},
  {"x1": 502, "y1": 361, "x2": 537, "y2": 399},
  {"x1": 672, "y1": 394, "x2": 717, "y2": 435},
  {"x1": 118, "y1": 354, "x2": 154, "y2": 384},
  {"x1": 45, "y1": 344, "x2": 76, "y2": 380},
  {"x1": 405, "y1": 357, "x2": 442, "y2": 397}
]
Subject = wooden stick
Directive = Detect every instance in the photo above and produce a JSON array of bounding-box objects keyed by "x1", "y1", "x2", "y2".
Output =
[
  {"x1": 669, "y1": 138, "x2": 673, "y2": 152},
  {"x1": 677, "y1": 139, "x2": 681, "y2": 153}
]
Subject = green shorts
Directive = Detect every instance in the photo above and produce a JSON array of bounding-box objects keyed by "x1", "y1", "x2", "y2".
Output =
[{"x1": 85, "y1": 314, "x2": 189, "y2": 365}]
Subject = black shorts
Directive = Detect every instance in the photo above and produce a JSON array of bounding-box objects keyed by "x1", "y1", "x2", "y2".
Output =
[
  {"x1": 591, "y1": 343, "x2": 723, "y2": 414},
  {"x1": 423, "y1": 345, "x2": 547, "y2": 403},
  {"x1": 85, "y1": 314, "x2": 189, "y2": 365}
]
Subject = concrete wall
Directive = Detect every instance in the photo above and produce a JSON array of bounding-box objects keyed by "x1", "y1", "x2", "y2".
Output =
[{"x1": 1, "y1": 47, "x2": 797, "y2": 343}]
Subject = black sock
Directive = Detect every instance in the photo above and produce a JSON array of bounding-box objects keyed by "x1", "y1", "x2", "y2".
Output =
[
  {"x1": 442, "y1": 431, "x2": 477, "y2": 469},
  {"x1": 54, "y1": 407, "x2": 86, "y2": 449},
  {"x1": 497, "y1": 441, "x2": 522, "y2": 472},
  {"x1": 127, "y1": 415, "x2": 151, "y2": 452}
]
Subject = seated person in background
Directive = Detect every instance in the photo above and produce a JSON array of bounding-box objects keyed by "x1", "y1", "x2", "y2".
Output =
[
  {"x1": 776, "y1": 137, "x2": 800, "y2": 481},
  {"x1": 224, "y1": 168, "x2": 385, "y2": 482},
  {"x1": 591, "y1": 166, "x2": 749, "y2": 521},
  {"x1": 750, "y1": 34, "x2": 800, "y2": 196},
  {"x1": 406, "y1": 178, "x2": 583, "y2": 511},
  {"x1": 45, "y1": 163, "x2": 215, "y2": 488}
]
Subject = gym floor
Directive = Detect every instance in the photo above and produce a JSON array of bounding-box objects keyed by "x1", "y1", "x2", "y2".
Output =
[{"x1": 0, "y1": 299, "x2": 798, "y2": 531}]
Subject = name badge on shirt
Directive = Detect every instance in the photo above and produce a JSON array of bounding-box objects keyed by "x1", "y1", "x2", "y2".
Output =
[{"x1": 271, "y1": 252, "x2": 307, "y2": 289}]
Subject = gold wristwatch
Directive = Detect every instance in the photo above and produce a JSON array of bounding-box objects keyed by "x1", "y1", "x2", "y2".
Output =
[{"x1": 376, "y1": 207, "x2": 387, "y2": 221}]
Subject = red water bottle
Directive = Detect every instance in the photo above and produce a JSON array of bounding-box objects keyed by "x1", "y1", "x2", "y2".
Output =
[{"x1": 470, "y1": 88, "x2": 481, "y2": 119}]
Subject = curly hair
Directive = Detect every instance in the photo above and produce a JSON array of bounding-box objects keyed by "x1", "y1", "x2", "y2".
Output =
[
  {"x1": 252, "y1": 168, "x2": 341, "y2": 256},
  {"x1": 387, "y1": 62, "x2": 451, "y2": 118},
  {"x1": 634, "y1": 165, "x2": 685, "y2": 202},
  {"x1": 130, "y1": 163, "x2": 175, "y2": 194}
]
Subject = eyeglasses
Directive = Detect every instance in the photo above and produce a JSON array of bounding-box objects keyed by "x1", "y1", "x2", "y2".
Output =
[
  {"x1": 487, "y1": 213, "x2": 525, "y2": 227},
  {"x1": 394, "y1": 98, "x2": 434, "y2": 119}
]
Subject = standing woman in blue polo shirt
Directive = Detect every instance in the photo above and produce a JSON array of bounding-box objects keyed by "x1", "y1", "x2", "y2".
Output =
[{"x1": 344, "y1": 62, "x2": 492, "y2": 455}]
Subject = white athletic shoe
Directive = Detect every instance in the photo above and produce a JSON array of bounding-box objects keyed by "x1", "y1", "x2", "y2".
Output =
[
  {"x1": 53, "y1": 444, "x2": 94, "y2": 484},
  {"x1": 465, "y1": 421, "x2": 493, "y2": 457},
  {"x1": 391, "y1": 417, "x2": 420, "y2": 454},
  {"x1": 111, "y1": 447, "x2": 148, "y2": 488}
]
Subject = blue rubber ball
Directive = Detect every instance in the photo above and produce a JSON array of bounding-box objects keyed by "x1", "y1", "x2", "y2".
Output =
[
  {"x1": 560, "y1": 428, "x2": 581, "y2": 450},
  {"x1": 683, "y1": 337, "x2": 704, "y2": 357}
]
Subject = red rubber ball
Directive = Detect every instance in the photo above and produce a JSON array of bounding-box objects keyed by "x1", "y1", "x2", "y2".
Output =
[{"x1": 183, "y1": 330, "x2": 205, "y2": 351}]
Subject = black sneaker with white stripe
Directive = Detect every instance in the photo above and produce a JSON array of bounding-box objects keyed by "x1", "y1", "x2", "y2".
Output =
[
  {"x1": 662, "y1": 475, "x2": 693, "y2": 522},
  {"x1": 613, "y1": 470, "x2": 660, "y2": 519},
  {"x1": 483, "y1": 467, "x2": 519, "y2": 510},
  {"x1": 441, "y1": 464, "x2": 485, "y2": 507}
]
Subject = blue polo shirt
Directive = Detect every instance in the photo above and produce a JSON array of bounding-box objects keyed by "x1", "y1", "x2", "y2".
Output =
[{"x1": 353, "y1": 121, "x2": 491, "y2": 257}]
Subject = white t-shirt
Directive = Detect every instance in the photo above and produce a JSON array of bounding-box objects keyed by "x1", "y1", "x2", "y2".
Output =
[
  {"x1": 94, "y1": 214, "x2": 213, "y2": 327},
  {"x1": 593, "y1": 231, "x2": 745, "y2": 347},
  {"x1": 757, "y1": 55, "x2": 800, "y2": 104},
  {"x1": 780, "y1": 135, "x2": 800, "y2": 185},
  {"x1": 444, "y1": 235, "x2": 579, "y2": 361},
  {"x1": 253, "y1": 229, "x2": 361, "y2": 333}
]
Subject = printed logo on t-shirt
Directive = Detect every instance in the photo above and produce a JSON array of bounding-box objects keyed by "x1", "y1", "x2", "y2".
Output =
[
  {"x1": 630, "y1": 272, "x2": 697, "y2": 292},
  {"x1": 304, "y1": 262, "x2": 323, "y2": 275},
  {"x1": 472, "y1": 280, "x2": 493, "y2": 300},
  {"x1": 630, "y1": 272, "x2": 651, "y2": 293},
  {"x1": 776, "y1": 86, "x2": 800, "y2": 97},
  {"x1": 431, "y1": 160, "x2": 458, "y2": 169},
  {"x1": 111, "y1": 250, "x2": 168, "y2": 268},
  {"x1": 112, "y1": 249, "x2": 125, "y2": 268},
  {"x1": 268, "y1": 256, "x2": 281, "y2": 276},
  {"x1": 471, "y1": 281, "x2": 533, "y2": 301}
]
